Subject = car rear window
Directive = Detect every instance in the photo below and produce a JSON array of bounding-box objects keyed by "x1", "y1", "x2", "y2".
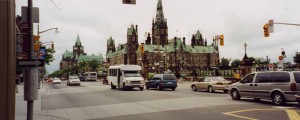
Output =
[
  {"x1": 272, "y1": 72, "x2": 290, "y2": 82},
  {"x1": 163, "y1": 75, "x2": 176, "y2": 80},
  {"x1": 294, "y1": 72, "x2": 300, "y2": 83}
]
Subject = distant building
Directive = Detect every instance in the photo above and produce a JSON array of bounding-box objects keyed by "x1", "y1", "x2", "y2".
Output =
[
  {"x1": 60, "y1": 34, "x2": 104, "y2": 71},
  {"x1": 106, "y1": 0, "x2": 220, "y2": 78}
]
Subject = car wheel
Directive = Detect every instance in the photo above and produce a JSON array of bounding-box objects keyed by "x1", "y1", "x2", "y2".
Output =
[
  {"x1": 78, "y1": 84, "x2": 80, "y2": 86},
  {"x1": 140, "y1": 87, "x2": 144, "y2": 91},
  {"x1": 231, "y1": 89, "x2": 241, "y2": 100},
  {"x1": 171, "y1": 88, "x2": 176, "y2": 91},
  {"x1": 157, "y1": 85, "x2": 162, "y2": 90},
  {"x1": 208, "y1": 86, "x2": 214, "y2": 93},
  {"x1": 192, "y1": 85, "x2": 197, "y2": 91},
  {"x1": 111, "y1": 82, "x2": 116, "y2": 89},
  {"x1": 272, "y1": 92, "x2": 286, "y2": 106},
  {"x1": 123, "y1": 83, "x2": 127, "y2": 91},
  {"x1": 146, "y1": 85, "x2": 149, "y2": 89},
  {"x1": 223, "y1": 90, "x2": 228, "y2": 93}
]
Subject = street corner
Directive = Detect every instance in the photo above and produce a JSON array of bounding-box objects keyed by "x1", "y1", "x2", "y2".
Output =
[{"x1": 223, "y1": 108, "x2": 300, "y2": 120}]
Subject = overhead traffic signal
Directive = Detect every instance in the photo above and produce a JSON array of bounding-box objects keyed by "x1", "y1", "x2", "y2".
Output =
[
  {"x1": 140, "y1": 43, "x2": 144, "y2": 54},
  {"x1": 263, "y1": 23, "x2": 269, "y2": 37},
  {"x1": 122, "y1": 0, "x2": 136, "y2": 5},
  {"x1": 219, "y1": 34, "x2": 224, "y2": 46}
]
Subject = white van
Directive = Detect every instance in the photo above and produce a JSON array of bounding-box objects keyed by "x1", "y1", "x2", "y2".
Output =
[
  {"x1": 83, "y1": 72, "x2": 97, "y2": 81},
  {"x1": 108, "y1": 65, "x2": 144, "y2": 91}
]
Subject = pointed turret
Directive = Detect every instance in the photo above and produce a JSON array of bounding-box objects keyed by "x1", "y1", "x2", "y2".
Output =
[
  {"x1": 76, "y1": 34, "x2": 81, "y2": 46},
  {"x1": 155, "y1": 0, "x2": 166, "y2": 28}
]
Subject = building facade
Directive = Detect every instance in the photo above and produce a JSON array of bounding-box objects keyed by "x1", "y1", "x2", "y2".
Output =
[
  {"x1": 60, "y1": 34, "x2": 104, "y2": 71},
  {"x1": 106, "y1": 0, "x2": 220, "y2": 78}
]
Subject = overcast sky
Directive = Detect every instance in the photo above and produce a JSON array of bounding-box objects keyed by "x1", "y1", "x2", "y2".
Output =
[{"x1": 16, "y1": 0, "x2": 300, "y2": 73}]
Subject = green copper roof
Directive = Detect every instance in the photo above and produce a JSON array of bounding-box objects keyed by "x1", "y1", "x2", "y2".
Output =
[
  {"x1": 195, "y1": 30, "x2": 203, "y2": 40},
  {"x1": 136, "y1": 38, "x2": 218, "y2": 54},
  {"x1": 76, "y1": 34, "x2": 81, "y2": 45},
  {"x1": 77, "y1": 54, "x2": 104, "y2": 62},
  {"x1": 107, "y1": 36, "x2": 115, "y2": 46},
  {"x1": 63, "y1": 50, "x2": 73, "y2": 58},
  {"x1": 127, "y1": 25, "x2": 137, "y2": 35}
]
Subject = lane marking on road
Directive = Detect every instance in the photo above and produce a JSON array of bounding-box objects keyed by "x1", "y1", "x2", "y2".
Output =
[
  {"x1": 285, "y1": 109, "x2": 300, "y2": 120},
  {"x1": 223, "y1": 108, "x2": 280, "y2": 120}
]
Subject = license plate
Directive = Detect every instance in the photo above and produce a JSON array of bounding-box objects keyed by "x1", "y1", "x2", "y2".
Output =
[{"x1": 167, "y1": 82, "x2": 172, "y2": 84}]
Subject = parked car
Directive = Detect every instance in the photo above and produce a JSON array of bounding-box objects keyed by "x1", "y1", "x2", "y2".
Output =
[
  {"x1": 47, "y1": 77, "x2": 53, "y2": 83},
  {"x1": 52, "y1": 77, "x2": 62, "y2": 84},
  {"x1": 145, "y1": 74, "x2": 177, "y2": 90},
  {"x1": 229, "y1": 71, "x2": 300, "y2": 105},
  {"x1": 67, "y1": 76, "x2": 80, "y2": 86},
  {"x1": 191, "y1": 76, "x2": 231, "y2": 93}
]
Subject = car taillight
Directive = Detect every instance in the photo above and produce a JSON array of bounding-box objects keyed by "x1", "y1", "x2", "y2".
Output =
[{"x1": 291, "y1": 83, "x2": 297, "y2": 91}]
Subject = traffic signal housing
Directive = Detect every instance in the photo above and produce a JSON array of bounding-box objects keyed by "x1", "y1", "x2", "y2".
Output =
[
  {"x1": 140, "y1": 43, "x2": 144, "y2": 54},
  {"x1": 219, "y1": 34, "x2": 224, "y2": 46},
  {"x1": 263, "y1": 24, "x2": 269, "y2": 37},
  {"x1": 122, "y1": 0, "x2": 136, "y2": 4}
]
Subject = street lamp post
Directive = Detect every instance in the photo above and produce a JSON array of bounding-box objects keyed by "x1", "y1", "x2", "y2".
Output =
[{"x1": 37, "y1": 24, "x2": 59, "y2": 35}]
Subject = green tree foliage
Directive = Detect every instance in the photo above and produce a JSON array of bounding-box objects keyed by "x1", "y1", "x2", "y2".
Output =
[
  {"x1": 248, "y1": 57, "x2": 255, "y2": 63},
  {"x1": 293, "y1": 52, "x2": 300, "y2": 64},
  {"x1": 88, "y1": 59, "x2": 100, "y2": 71},
  {"x1": 220, "y1": 57, "x2": 231, "y2": 69},
  {"x1": 45, "y1": 48, "x2": 55, "y2": 65},
  {"x1": 231, "y1": 59, "x2": 241, "y2": 68}
]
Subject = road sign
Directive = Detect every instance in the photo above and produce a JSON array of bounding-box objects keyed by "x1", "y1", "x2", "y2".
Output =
[
  {"x1": 39, "y1": 47, "x2": 46, "y2": 59},
  {"x1": 17, "y1": 59, "x2": 44, "y2": 67}
]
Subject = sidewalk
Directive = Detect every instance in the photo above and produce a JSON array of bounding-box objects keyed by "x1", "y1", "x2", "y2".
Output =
[{"x1": 15, "y1": 82, "x2": 47, "y2": 120}]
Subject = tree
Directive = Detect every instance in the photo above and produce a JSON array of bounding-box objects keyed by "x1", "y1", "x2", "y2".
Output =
[
  {"x1": 231, "y1": 59, "x2": 241, "y2": 69},
  {"x1": 44, "y1": 47, "x2": 55, "y2": 65},
  {"x1": 87, "y1": 59, "x2": 100, "y2": 71},
  {"x1": 248, "y1": 57, "x2": 255, "y2": 64},
  {"x1": 293, "y1": 52, "x2": 300, "y2": 65},
  {"x1": 220, "y1": 57, "x2": 231, "y2": 69}
]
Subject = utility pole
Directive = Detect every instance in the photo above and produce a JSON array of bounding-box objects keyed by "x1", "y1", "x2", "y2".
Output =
[{"x1": 0, "y1": 0, "x2": 16, "y2": 119}]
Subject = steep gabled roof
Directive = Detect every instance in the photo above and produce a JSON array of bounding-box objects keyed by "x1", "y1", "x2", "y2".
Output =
[
  {"x1": 75, "y1": 34, "x2": 81, "y2": 45},
  {"x1": 63, "y1": 50, "x2": 73, "y2": 58},
  {"x1": 107, "y1": 36, "x2": 115, "y2": 45},
  {"x1": 127, "y1": 25, "x2": 137, "y2": 35}
]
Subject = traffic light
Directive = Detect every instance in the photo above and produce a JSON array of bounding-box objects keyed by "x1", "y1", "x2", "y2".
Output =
[
  {"x1": 140, "y1": 43, "x2": 144, "y2": 54},
  {"x1": 122, "y1": 0, "x2": 136, "y2": 4},
  {"x1": 219, "y1": 34, "x2": 224, "y2": 46},
  {"x1": 263, "y1": 23, "x2": 269, "y2": 37},
  {"x1": 51, "y1": 42, "x2": 54, "y2": 49}
]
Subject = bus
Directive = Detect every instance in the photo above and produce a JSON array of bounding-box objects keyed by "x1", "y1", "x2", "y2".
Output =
[
  {"x1": 83, "y1": 72, "x2": 97, "y2": 81},
  {"x1": 108, "y1": 65, "x2": 144, "y2": 91}
]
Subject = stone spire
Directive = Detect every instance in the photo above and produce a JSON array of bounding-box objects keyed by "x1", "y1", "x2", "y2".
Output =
[
  {"x1": 155, "y1": 0, "x2": 165, "y2": 27},
  {"x1": 76, "y1": 34, "x2": 81, "y2": 46}
]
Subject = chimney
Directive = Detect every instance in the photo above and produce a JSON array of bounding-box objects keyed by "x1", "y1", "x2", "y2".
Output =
[
  {"x1": 136, "y1": 25, "x2": 138, "y2": 34},
  {"x1": 183, "y1": 37, "x2": 186, "y2": 46}
]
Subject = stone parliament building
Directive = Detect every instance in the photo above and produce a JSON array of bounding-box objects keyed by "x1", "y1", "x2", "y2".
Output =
[{"x1": 106, "y1": 0, "x2": 219, "y2": 78}]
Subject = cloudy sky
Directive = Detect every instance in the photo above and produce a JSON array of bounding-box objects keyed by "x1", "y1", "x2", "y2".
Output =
[{"x1": 16, "y1": 0, "x2": 300, "y2": 73}]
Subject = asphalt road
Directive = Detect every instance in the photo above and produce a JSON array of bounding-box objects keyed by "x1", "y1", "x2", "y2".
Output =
[{"x1": 39, "y1": 80, "x2": 300, "y2": 120}]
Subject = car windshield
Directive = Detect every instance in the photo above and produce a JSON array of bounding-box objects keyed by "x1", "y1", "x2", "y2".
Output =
[
  {"x1": 124, "y1": 71, "x2": 141, "y2": 77},
  {"x1": 91, "y1": 73, "x2": 97, "y2": 76},
  {"x1": 294, "y1": 72, "x2": 300, "y2": 83},
  {"x1": 211, "y1": 77, "x2": 226, "y2": 81},
  {"x1": 69, "y1": 76, "x2": 79, "y2": 79},
  {"x1": 163, "y1": 75, "x2": 176, "y2": 80}
]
